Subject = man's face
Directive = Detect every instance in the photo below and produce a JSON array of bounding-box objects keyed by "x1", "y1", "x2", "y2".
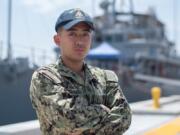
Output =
[{"x1": 54, "y1": 22, "x2": 92, "y2": 62}]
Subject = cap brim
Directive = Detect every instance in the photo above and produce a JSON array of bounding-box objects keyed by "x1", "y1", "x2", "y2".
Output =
[{"x1": 63, "y1": 19, "x2": 94, "y2": 30}]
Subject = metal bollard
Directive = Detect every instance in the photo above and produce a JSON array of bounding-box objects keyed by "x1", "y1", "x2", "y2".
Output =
[{"x1": 151, "y1": 87, "x2": 161, "y2": 109}]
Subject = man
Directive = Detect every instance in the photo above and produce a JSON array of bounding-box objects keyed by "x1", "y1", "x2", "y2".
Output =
[{"x1": 30, "y1": 8, "x2": 131, "y2": 135}]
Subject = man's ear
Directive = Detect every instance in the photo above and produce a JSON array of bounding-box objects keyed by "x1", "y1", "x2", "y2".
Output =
[{"x1": 54, "y1": 34, "x2": 61, "y2": 46}]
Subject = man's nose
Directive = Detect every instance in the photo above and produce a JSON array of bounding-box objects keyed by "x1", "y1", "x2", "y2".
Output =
[
  {"x1": 75, "y1": 35, "x2": 84, "y2": 45},
  {"x1": 75, "y1": 42, "x2": 84, "y2": 48}
]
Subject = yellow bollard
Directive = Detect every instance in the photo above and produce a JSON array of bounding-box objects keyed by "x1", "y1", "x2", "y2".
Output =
[{"x1": 151, "y1": 87, "x2": 161, "y2": 109}]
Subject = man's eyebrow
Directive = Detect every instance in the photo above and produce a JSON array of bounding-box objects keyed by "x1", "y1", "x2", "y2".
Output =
[{"x1": 67, "y1": 28, "x2": 91, "y2": 32}]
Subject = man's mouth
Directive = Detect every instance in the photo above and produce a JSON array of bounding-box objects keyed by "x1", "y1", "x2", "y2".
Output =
[{"x1": 75, "y1": 48, "x2": 84, "y2": 52}]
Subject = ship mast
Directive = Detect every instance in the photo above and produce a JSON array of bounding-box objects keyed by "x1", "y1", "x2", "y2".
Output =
[
  {"x1": 173, "y1": 0, "x2": 177, "y2": 47},
  {"x1": 129, "y1": 0, "x2": 134, "y2": 14},
  {"x1": 111, "y1": 0, "x2": 134, "y2": 25},
  {"x1": 7, "y1": 0, "x2": 12, "y2": 61},
  {"x1": 112, "y1": 0, "x2": 134, "y2": 14}
]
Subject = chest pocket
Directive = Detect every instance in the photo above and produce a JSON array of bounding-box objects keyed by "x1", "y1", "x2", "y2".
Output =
[
  {"x1": 62, "y1": 77, "x2": 83, "y2": 96},
  {"x1": 84, "y1": 82, "x2": 104, "y2": 104}
]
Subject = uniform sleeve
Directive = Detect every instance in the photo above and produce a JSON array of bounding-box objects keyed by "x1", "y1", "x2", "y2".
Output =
[
  {"x1": 29, "y1": 71, "x2": 110, "y2": 133},
  {"x1": 95, "y1": 70, "x2": 132, "y2": 135}
]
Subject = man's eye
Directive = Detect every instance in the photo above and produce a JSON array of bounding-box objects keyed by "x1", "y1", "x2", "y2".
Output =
[
  {"x1": 82, "y1": 32, "x2": 90, "y2": 37},
  {"x1": 69, "y1": 32, "x2": 76, "y2": 37}
]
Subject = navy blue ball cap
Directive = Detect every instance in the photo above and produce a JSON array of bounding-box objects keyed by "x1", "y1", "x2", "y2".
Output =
[{"x1": 55, "y1": 8, "x2": 94, "y2": 32}]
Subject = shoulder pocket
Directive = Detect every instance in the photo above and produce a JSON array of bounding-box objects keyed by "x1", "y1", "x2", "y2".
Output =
[
  {"x1": 104, "y1": 70, "x2": 118, "y2": 82},
  {"x1": 37, "y1": 67, "x2": 62, "y2": 85}
]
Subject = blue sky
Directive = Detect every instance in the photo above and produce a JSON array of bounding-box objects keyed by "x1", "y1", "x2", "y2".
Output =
[{"x1": 0, "y1": 0, "x2": 180, "y2": 65}]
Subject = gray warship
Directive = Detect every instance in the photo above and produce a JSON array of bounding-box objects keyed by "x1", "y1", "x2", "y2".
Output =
[
  {"x1": 0, "y1": 0, "x2": 37, "y2": 126},
  {"x1": 0, "y1": 0, "x2": 179, "y2": 126},
  {"x1": 87, "y1": 0, "x2": 180, "y2": 102}
]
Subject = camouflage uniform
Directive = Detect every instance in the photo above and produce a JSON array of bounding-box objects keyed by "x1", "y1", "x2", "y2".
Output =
[{"x1": 30, "y1": 58, "x2": 131, "y2": 135}]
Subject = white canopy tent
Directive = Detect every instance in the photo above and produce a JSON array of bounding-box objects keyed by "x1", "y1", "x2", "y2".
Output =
[{"x1": 87, "y1": 42, "x2": 121, "y2": 59}]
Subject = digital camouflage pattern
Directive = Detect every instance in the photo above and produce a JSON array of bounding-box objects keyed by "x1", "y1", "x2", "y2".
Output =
[{"x1": 30, "y1": 58, "x2": 131, "y2": 135}]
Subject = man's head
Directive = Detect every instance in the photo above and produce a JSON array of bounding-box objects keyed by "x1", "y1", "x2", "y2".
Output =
[
  {"x1": 55, "y1": 8, "x2": 94, "y2": 32},
  {"x1": 54, "y1": 9, "x2": 94, "y2": 62}
]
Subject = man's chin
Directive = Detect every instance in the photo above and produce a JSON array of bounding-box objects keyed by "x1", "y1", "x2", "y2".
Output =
[{"x1": 70, "y1": 57, "x2": 85, "y2": 62}]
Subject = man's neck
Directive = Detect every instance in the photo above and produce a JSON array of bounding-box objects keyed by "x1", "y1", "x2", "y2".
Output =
[{"x1": 61, "y1": 56, "x2": 84, "y2": 75}]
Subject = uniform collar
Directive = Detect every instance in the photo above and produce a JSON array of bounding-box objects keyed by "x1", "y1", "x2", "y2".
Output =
[{"x1": 55, "y1": 57, "x2": 97, "y2": 85}]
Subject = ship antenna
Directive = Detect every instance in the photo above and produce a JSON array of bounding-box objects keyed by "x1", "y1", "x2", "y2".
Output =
[
  {"x1": 129, "y1": 0, "x2": 134, "y2": 14},
  {"x1": 173, "y1": 0, "x2": 177, "y2": 47},
  {"x1": 7, "y1": 0, "x2": 12, "y2": 62},
  {"x1": 100, "y1": 0, "x2": 110, "y2": 14},
  {"x1": 112, "y1": 0, "x2": 116, "y2": 23},
  {"x1": 0, "y1": 41, "x2": 3, "y2": 60},
  {"x1": 113, "y1": 0, "x2": 134, "y2": 13}
]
